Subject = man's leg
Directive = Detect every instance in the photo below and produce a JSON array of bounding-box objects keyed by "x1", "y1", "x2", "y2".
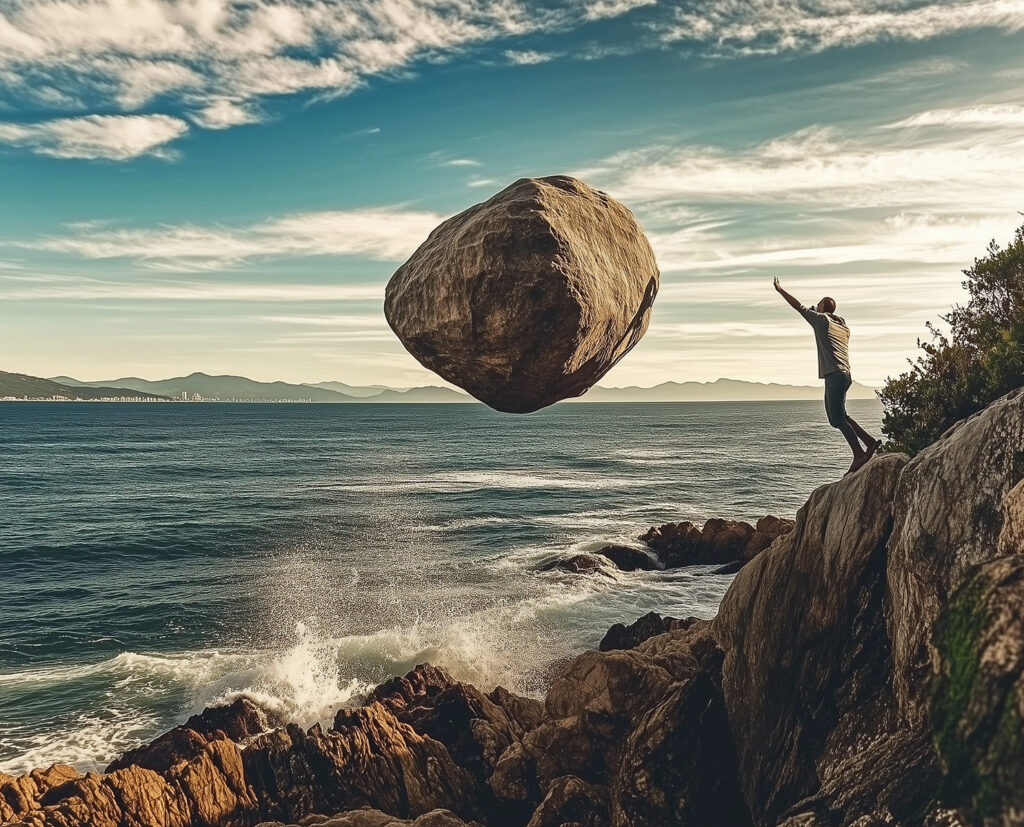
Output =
[
  {"x1": 825, "y1": 373, "x2": 865, "y2": 471},
  {"x1": 847, "y1": 417, "x2": 880, "y2": 453}
]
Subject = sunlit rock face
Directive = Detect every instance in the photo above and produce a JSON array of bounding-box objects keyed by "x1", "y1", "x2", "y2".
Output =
[{"x1": 384, "y1": 176, "x2": 659, "y2": 413}]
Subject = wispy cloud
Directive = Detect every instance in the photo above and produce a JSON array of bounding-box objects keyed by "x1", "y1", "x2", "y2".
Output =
[
  {"x1": 16, "y1": 207, "x2": 445, "y2": 270},
  {"x1": 884, "y1": 103, "x2": 1024, "y2": 129},
  {"x1": 439, "y1": 157, "x2": 481, "y2": 167},
  {"x1": 584, "y1": 0, "x2": 656, "y2": 20},
  {"x1": 0, "y1": 113, "x2": 187, "y2": 159},
  {"x1": 0, "y1": 275, "x2": 384, "y2": 302},
  {"x1": 504, "y1": 48, "x2": 556, "y2": 64},
  {"x1": 0, "y1": 0, "x2": 653, "y2": 158},
  {"x1": 660, "y1": 0, "x2": 1024, "y2": 56},
  {"x1": 581, "y1": 103, "x2": 1024, "y2": 280}
]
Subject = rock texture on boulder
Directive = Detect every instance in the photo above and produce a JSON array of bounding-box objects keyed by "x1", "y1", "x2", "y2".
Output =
[
  {"x1": 886, "y1": 386, "x2": 1024, "y2": 721},
  {"x1": 715, "y1": 454, "x2": 909, "y2": 825},
  {"x1": 930, "y1": 555, "x2": 1024, "y2": 824},
  {"x1": 384, "y1": 176, "x2": 659, "y2": 413}
]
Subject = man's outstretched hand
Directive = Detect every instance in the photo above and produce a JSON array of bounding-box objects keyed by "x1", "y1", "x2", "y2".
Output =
[{"x1": 774, "y1": 277, "x2": 803, "y2": 311}]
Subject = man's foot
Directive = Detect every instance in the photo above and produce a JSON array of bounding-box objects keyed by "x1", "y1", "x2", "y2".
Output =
[{"x1": 864, "y1": 437, "x2": 881, "y2": 459}]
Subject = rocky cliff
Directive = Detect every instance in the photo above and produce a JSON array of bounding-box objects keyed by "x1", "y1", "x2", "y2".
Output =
[{"x1": 3, "y1": 388, "x2": 1022, "y2": 827}]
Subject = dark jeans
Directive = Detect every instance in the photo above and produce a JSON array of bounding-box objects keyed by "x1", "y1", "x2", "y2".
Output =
[{"x1": 824, "y1": 371, "x2": 857, "y2": 443}]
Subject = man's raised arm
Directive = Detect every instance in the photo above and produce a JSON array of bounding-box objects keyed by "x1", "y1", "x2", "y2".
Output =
[{"x1": 773, "y1": 277, "x2": 804, "y2": 312}]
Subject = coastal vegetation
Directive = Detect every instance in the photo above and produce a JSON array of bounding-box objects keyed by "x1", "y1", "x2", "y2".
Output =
[{"x1": 880, "y1": 221, "x2": 1024, "y2": 454}]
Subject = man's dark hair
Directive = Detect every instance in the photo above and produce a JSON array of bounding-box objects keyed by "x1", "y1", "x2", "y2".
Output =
[{"x1": 820, "y1": 296, "x2": 836, "y2": 313}]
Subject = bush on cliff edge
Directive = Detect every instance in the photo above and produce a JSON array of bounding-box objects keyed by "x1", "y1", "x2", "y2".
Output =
[{"x1": 880, "y1": 221, "x2": 1024, "y2": 455}]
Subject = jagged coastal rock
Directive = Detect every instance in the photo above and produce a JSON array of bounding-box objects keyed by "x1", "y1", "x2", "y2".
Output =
[
  {"x1": 4, "y1": 387, "x2": 1022, "y2": 827},
  {"x1": 539, "y1": 514, "x2": 795, "y2": 576},
  {"x1": 383, "y1": 176, "x2": 659, "y2": 413}
]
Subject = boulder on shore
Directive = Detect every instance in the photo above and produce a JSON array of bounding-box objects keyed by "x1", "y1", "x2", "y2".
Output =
[
  {"x1": 384, "y1": 176, "x2": 659, "y2": 413},
  {"x1": 640, "y1": 515, "x2": 794, "y2": 568}
]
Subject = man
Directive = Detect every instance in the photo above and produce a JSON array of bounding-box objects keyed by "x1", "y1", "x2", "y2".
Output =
[{"x1": 774, "y1": 277, "x2": 880, "y2": 473}]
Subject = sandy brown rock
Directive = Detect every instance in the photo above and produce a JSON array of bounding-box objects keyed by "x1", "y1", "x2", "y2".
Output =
[
  {"x1": 930, "y1": 555, "x2": 1024, "y2": 823},
  {"x1": 242, "y1": 705, "x2": 480, "y2": 824},
  {"x1": 886, "y1": 387, "x2": 1024, "y2": 721},
  {"x1": 998, "y1": 479, "x2": 1024, "y2": 555},
  {"x1": 256, "y1": 807, "x2": 480, "y2": 826},
  {"x1": 0, "y1": 765, "x2": 80, "y2": 823},
  {"x1": 384, "y1": 176, "x2": 659, "y2": 413},
  {"x1": 714, "y1": 453, "x2": 909, "y2": 824},
  {"x1": 744, "y1": 515, "x2": 796, "y2": 561},
  {"x1": 106, "y1": 695, "x2": 274, "y2": 773}
]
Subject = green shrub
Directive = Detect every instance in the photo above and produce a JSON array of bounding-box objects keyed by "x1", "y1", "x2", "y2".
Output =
[{"x1": 880, "y1": 222, "x2": 1024, "y2": 455}]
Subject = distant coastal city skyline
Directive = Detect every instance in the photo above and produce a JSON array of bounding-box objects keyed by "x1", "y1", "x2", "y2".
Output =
[{"x1": 2, "y1": 1, "x2": 1022, "y2": 388}]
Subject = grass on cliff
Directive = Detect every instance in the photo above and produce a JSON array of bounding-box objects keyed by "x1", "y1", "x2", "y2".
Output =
[
  {"x1": 931, "y1": 569, "x2": 1023, "y2": 819},
  {"x1": 880, "y1": 221, "x2": 1024, "y2": 455}
]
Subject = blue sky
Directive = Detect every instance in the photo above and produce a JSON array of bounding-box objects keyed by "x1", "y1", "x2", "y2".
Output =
[{"x1": 1, "y1": 0, "x2": 1022, "y2": 388}]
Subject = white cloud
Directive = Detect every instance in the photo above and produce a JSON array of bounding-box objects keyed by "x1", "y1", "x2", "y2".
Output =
[
  {"x1": 189, "y1": 98, "x2": 261, "y2": 129},
  {"x1": 16, "y1": 207, "x2": 444, "y2": 269},
  {"x1": 661, "y1": 0, "x2": 1024, "y2": 56},
  {"x1": 439, "y1": 157, "x2": 481, "y2": 166},
  {"x1": 584, "y1": 115, "x2": 1024, "y2": 212},
  {"x1": 584, "y1": 0, "x2": 656, "y2": 21},
  {"x1": 0, "y1": 113, "x2": 187, "y2": 159},
  {"x1": 581, "y1": 104, "x2": 1023, "y2": 298},
  {"x1": 0, "y1": 276, "x2": 384, "y2": 302},
  {"x1": 504, "y1": 48, "x2": 556, "y2": 64},
  {"x1": 884, "y1": 103, "x2": 1024, "y2": 128},
  {"x1": 0, "y1": 0, "x2": 653, "y2": 157}
]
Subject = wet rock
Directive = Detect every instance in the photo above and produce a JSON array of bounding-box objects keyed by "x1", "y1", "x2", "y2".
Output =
[
  {"x1": 714, "y1": 454, "x2": 909, "y2": 824},
  {"x1": 363, "y1": 665, "x2": 541, "y2": 790},
  {"x1": 106, "y1": 695, "x2": 276, "y2": 773},
  {"x1": 887, "y1": 387, "x2": 1024, "y2": 721},
  {"x1": 598, "y1": 612, "x2": 697, "y2": 652},
  {"x1": 537, "y1": 554, "x2": 607, "y2": 575},
  {"x1": 930, "y1": 555, "x2": 1024, "y2": 823},
  {"x1": 710, "y1": 560, "x2": 745, "y2": 575},
  {"x1": 639, "y1": 520, "x2": 703, "y2": 565},
  {"x1": 595, "y1": 545, "x2": 659, "y2": 572},
  {"x1": 384, "y1": 176, "x2": 659, "y2": 413},
  {"x1": 639, "y1": 516, "x2": 794, "y2": 569}
]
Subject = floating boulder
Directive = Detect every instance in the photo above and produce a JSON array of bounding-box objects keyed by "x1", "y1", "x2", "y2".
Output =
[{"x1": 384, "y1": 176, "x2": 659, "y2": 413}]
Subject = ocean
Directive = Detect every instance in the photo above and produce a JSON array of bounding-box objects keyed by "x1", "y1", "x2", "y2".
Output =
[{"x1": 0, "y1": 399, "x2": 882, "y2": 776}]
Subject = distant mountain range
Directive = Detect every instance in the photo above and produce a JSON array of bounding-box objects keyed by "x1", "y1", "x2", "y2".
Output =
[
  {"x1": 0, "y1": 370, "x2": 168, "y2": 401},
  {"x1": 3, "y1": 370, "x2": 877, "y2": 403}
]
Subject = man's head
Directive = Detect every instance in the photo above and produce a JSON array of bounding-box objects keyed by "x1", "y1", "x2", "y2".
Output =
[{"x1": 816, "y1": 296, "x2": 837, "y2": 314}]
